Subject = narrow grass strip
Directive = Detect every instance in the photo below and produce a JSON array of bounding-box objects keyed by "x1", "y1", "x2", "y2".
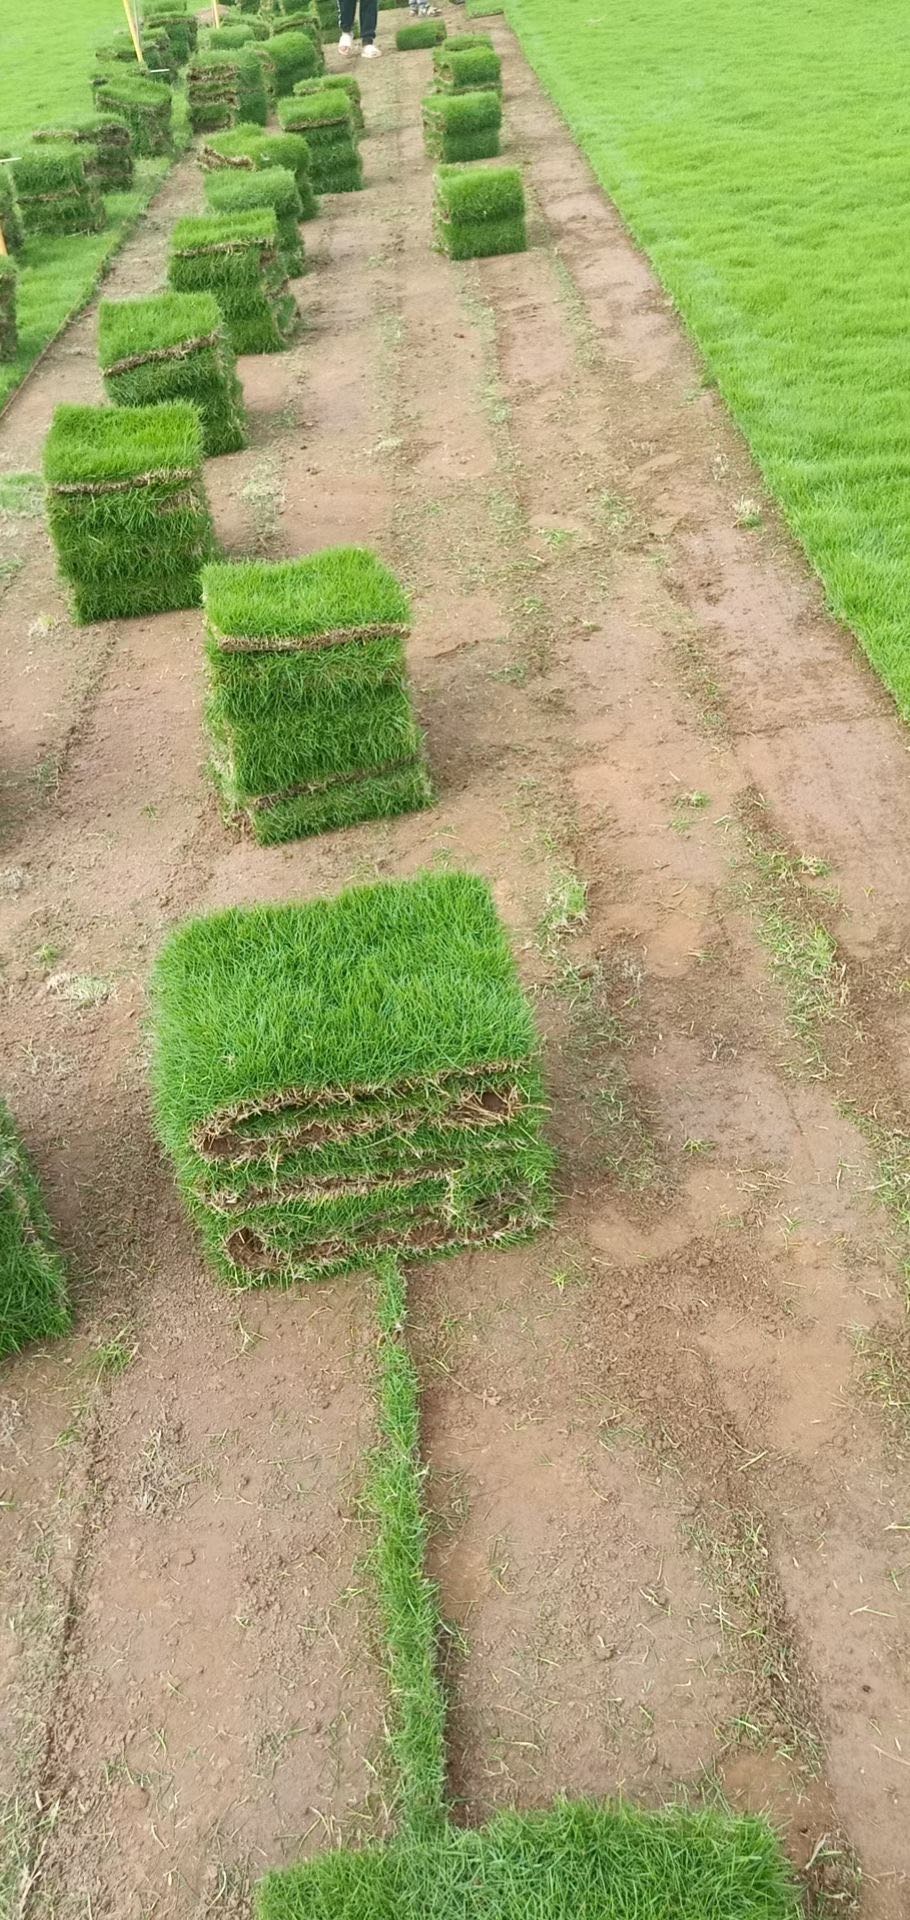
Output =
[
  {"x1": 0, "y1": 259, "x2": 18, "y2": 363},
  {"x1": 0, "y1": 1100, "x2": 70, "y2": 1361}
]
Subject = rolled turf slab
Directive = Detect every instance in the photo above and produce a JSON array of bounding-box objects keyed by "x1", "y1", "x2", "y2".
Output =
[
  {"x1": 201, "y1": 547, "x2": 432, "y2": 843},
  {"x1": 5, "y1": 146, "x2": 105, "y2": 239},
  {"x1": 434, "y1": 43, "x2": 502, "y2": 92},
  {"x1": 204, "y1": 163, "x2": 305, "y2": 276},
  {"x1": 150, "y1": 870, "x2": 552, "y2": 1286},
  {"x1": 434, "y1": 163, "x2": 526, "y2": 260},
  {"x1": 0, "y1": 259, "x2": 17, "y2": 363},
  {"x1": 168, "y1": 208, "x2": 297, "y2": 354},
  {"x1": 0, "y1": 169, "x2": 24, "y2": 254},
  {"x1": 32, "y1": 115, "x2": 135, "y2": 192},
  {"x1": 0, "y1": 1101, "x2": 70, "y2": 1362},
  {"x1": 278, "y1": 91, "x2": 362, "y2": 194},
  {"x1": 423, "y1": 89, "x2": 502, "y2": 164},
  {"x1": 187, "y1": 49, "x2": 269, "y2": 133},
  {"x1": 199, "y1": 126, "x2": 317, "y2": 217},
  {"x1": 43, "y1": 401, "x2": 215, "y2": 623},
  {"x1": 99, "y1": 290, "x2": 247, "y2": 458},
  {"x1": 294, "y1": 71, "x2": 364, "y2": 134},
  {"x1": 397, "y1": 19, "x2": 447, "y2": 49},
  {"x1": 94, "y1": 74, "x2": 173, "y2": 158},
  {"x1": 269, "y1": 29, "x2": 323, "y2": 94}
]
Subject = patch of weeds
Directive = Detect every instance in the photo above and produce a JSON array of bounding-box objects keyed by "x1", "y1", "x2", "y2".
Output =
[
  {"x1": 733, "y1": 495, "x2": 763, "y2": 529},
  {"x1": 0, "y1": 472, "x2": 43, "y2": 518},
  {"x1": 46, "y1": 970, "x2": 113, "y2": 1009},
  {"x1": 683, "y1": 1136, "x2": 716, "y2": 1157},
  {"x1": 672, "y1": 625, "x2": 727, "y2": 735},
  {"x1": 89, "y1": 1333, "x2": 136, "y2": 1383},
  {"x1": 31, "y1": 753, "x2": 62, "y2": 800},
  {"x1": 35, "y1": 942, "x2": 62, "y2": 968},
  {"x1": 671, "y1": 788, "x2": 711, "y2": 833},
  {"x1": 537, "y1": 525, "x2": 576, "y2": 551},
  {"x1": 737, "y1": 809, "x2": 843, "y2": 1075},
  {"x1": 854, "y1": 1326, "x2": 910, "y2": 1450},
  {"x1": 539, "y1": 870, "x2": 587, "y2": 952}
]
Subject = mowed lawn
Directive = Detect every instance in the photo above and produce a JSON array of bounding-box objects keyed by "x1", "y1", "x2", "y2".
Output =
[
  {"x1": 505, "y1": 0, "x2": 910, "y2": 714},
  {"x1": 0, "y1": 0, "x2": 175, "y2": 410}
]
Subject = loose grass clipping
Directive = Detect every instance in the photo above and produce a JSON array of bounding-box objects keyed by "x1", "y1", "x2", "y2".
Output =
[
  {"x1": 151, "y1": 870, "x2": 552, "y2": 1286},
  {"x1": 434, "y1": 162, "x2": 526, "y2": 260},
  {"x1": 201, "y1": 547, "x2": 432, "y2": 844},
  {"x1": 423, "y1": 89, "x2": 502, "y2": 164},
  {"x1": 7, "y1": 145, "x2": 105, "y2": 240},
  {"x1": 0, "y1": 1101, "x2": 70, "y2": 1362},
  {"x1": 187, "y1": 49, "x2": 269, "y2": 133},
  {"x1": 99, "y1": 290, "x2": 247, "y2": 457},
  {"x1": 397, "y1": 19, "x2": 447, "y2": 49},
  {"x1": 293, "y1": 72, "x2": 364, "y2": 134},
  {"x1": 33, "y1": 115, "x2": 135, "y2": 192},
  {"x1": 278, "y1": 91, "x2": 362, "y2": 194},
  {"x1": 199, "y1": 125, "x2": 317, "y2": 218},
  {"x1": 94, "y1": 74, "x2": 173, "y2": 158},
  {"x1": 43, "y1": 401, "x2": 215, "y2": 623},
  {"x1": 204, "y1": 163, "x2": 305, "y2": 276},
  {"x1": 168, "y1": 208, "x2": 297, "y2": 354},
  {"x1": 0, "y1": 259, "x2": 18, "y2": 364},
  {"x1": 434, "y1": 43, "x2": 502, "y2": 92}
]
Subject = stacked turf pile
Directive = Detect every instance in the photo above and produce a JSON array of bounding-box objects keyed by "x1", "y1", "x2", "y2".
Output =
[
  {"x1": 33, "y1": 116, "x2": 135, "y2": 191},
  {"x1": 200, "y1": 126, "x2": 317, "y2": 216},
  {"x1": 269, "y1": 29, "x2": 322, "y2": 95},
  {"x1": 272, "y1": 6, "x2": 322, "y2": 41},
  {"x1": 433, "y1": 30, "x2": 493, "y2": 65},
  {"x1": 0, "y1": 1102, "x2": 70, "y2": 1361},
  {"x1": 0, "y1": 169, "x2": 24, "y2": 254},
  {"x1": 94, "y1": 27, "x2": 177, "y2": 85},
  {"x1": 201, "y1": 548, "x2": 432, "y2": 843},
  {"x1": 187, "y1": 49, "x2": 269, "y2": 132},
  {"x1": 94, "y1": 74, "x2": 172, "y2": 157},
  {"x1": 434, "y1": 164, "x2": 526, "y2": 260},
  {"x1": 434, "y1": 43, "x2": 502, "y2": 92},
  {"x1": 43, "y1": 402, "x2": 215, "y2": 623},
  {"x1": 205, "y1": 165, "x2": 305, "y2": 276},
  {"x1": 294, "y1": 71, "x2": 364, "y2": 133},
  {"x1": 423, "y1": 90, "x2": 502, "y2": 163},
  {"x1": 397, "y1": 19, "x2": 447, "y2": 49},
  {"x1": 145, "y1": 1, "x2": 198, "y2": 62},
  {"x1": 99, "y1": 292, "x2": 246, "y2": 458},
  {"x1": 7, "y1": 147, "x2": 105, "y2": 238},
  {"x1": 0, "y1": 259, "x2": 17, "y2": 363},
  {"x1": 169, "y1": 209, "x2": 296, "y2": 354},
  {"x1": 278, "y1": 91, "x2": 361, "y2": 194},
  {"x1": 151, "y1": 869, "x2": 552, "y2": 1285},
  {"x1": 207, "y1": 20, "x2": 259, "y2": 46}
]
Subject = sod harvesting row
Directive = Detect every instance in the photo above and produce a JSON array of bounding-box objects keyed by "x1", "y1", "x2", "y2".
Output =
[{"x1": 0, "y1": 1101, "x2": 69, "y2": 1362}]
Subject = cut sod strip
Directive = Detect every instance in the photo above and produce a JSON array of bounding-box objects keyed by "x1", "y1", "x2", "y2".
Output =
[
  {"x1": 93, "y1": 74, "x2": 173, "y2": 158},
  {"x1": 32, "y1": 116, "x2": 135, "y2": 192},
  {"x1": 434, "y1": 44, "x2": 502, "y2": 93},
  {"x1": 145, "y1": 1, "x2": 198, "y2": 63},
  {"x1": 4, "y1": 146, "x2": 105, "y2": 240},
  {"x1": 0, "y1": 259, "x2": 17, "y2": 363},
  {"x1": 269, "y1": 29, "x2": 324, "y2": 95},
  {"x1": 151, "y1": 870, "x2": 553, "y2": 1286},
  {"x1": 201, "y1": 548, "x2": 432, "y2": 843},
  {"x1": 397, "y1": 19, "x2": 448, "y2": 50},
  {"x1": 204, "y1": 164, "x2": 306, "y2": 277},
  {"x1": 199, "y1": 126, "x2": 317, "y2": 217},
  {"x1": 99, "y1": 291, "x2": 247, "y2": 458},
  {"x1": 294, "y1": 72, "x2": 365, "y2": 134},
  {"x1": 43, "y1": 401, "x2": 215, "y2": 623},
  {"x1": 278, "y1": 92, "x2": 362, "y2": 195},
  {"x1": 256, "y1": 1259, "x2": 801, "y2": 1918},
  {"x1": 168, "y1": 209, "x2": 297, "y2": 355},
  {"x1": 187, "y1": 49, "x2": 269, "y2": 134},
  {"x1": 0, "y1": 1101, "x2": 70, "y2": 1362},
  {"x1": 423, "y1": 90, "x2": 502, "y2": 165},
  {"x1": 434, "y1": 164, "x2": 526, "y2": 261}
]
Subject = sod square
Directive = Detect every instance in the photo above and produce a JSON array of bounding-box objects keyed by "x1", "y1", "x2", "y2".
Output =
[
  {"x1": 145, "y1": 2, "x2": 198, "y2": 63},
  {"x1": 95, "y1": 26, "x2": 178, "y2": 86},
  {"x1": 397, "y1": 19, "x2": 447, "y2": 49},
  {"x1": 8, "y1": 145, "x2": 105, "y2": 239},
  {"x1": 168, "y1": 208, "x2": 297, "y2": 354},
  {"x1": 205, "y1": 164, "x2": 305, "y2": 276},
  {"x1": 278, "y1": 92, "x2": 362, "y2": 194},
  {"x1": 0, "y1": 168, "x2": 24, "y2": 254},
  {"x1": 423, "y1": 90, "x2": 502, "y2": 164},
  {"x1": 269, "y1": 29, "x2": 322, "y2": 95},
  {"x1": 187, "y1": 48, "x2": 269, "y2": 132},
  {"x1": 0, "y1": 259, "x2": 18, "y2": 363},
  {"x1": 43, "y1": 401, "x2": 215, "y2": 624},
  {"x1": 94, "y1": 74, "x2": 173, "y2": 157},
  {"x1": 294, "y1": 72, "x2": 365, "y2": 134},
  {"x1": 435, "y1": 44, "x2": 502, "y2": 91},
  {"x1": 99, "y1": 291, "x2": 247, "y2": 457},
  {"x1": 201, "y1": 548, "x2": 431, "y2": 843},
  {"x1": 434, "y1": 163, "x2": 526, "y2": 259},
  {"x1": 206, "y1": 20, "x2": 259, "y2": 46},
  {"x1": 0, "y1": 1101, "x2": 70, "y2": 1361},
  {"x1": 255, "y1": 1802, "x2": 800, "y2": 1920},
  {"x1": 273, "y1": 6, "x2": 323, "y2": 41},
  {"x1": 151, "y1": 868, "x2": 552, "y2": 1286},
  {"x1": 199, "y1": 126, "x2": 317, "y2": 218},
  {"x1": 33, "y1": 116, "x2": 135, "y2": 192}
]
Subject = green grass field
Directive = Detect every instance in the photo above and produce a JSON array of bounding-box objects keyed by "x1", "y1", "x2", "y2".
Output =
[
  {"x1": 505, "y1": 0, "x2": 910, "y2": 716},
  {"x1": 0, "y1": 0, "x2": 179, "y2": 410}
]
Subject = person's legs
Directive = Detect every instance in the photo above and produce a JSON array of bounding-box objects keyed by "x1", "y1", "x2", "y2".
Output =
[
  {"x1": 338, "y1": 0, "x2": 356, "y2": 33},
  {"x1": 359, "y1": 0, "x2": 378, "y2": 43}
]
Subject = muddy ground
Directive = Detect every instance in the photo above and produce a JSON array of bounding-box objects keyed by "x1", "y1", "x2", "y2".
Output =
[{"x1": 1, "y1": 8, "x2": 909, "y2": 1916}]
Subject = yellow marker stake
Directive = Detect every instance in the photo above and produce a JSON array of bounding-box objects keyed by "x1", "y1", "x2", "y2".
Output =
[{"x1": 121, "y1": 0, "x2": 144, "y2": 62}]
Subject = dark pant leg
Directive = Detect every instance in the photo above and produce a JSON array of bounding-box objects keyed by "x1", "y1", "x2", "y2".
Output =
[
  {"x1": 359, "y1": 0, "x2": 378, "y2": 42},
  {"x1": 338, "y1": 0, "x2": 356, "y2": 30}
]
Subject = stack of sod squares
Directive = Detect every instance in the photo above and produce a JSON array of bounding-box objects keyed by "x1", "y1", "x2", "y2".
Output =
[
  {"x1": 269, "y1": 30, "x2": 323, "y2": 94},
  {"x1": 201, "y1": 548, "x2": 432, "y2": 843},
  {"x1": 199, "y1": 126, "x2": 317, "y2": 217},
  {"x1": 278, "y1": 91, "x2": 362, "y2": 194},
  {"x1": 43, "y1": 402, "x2": 215, "y2": 623},
  {"x1": 423, "y1": 90, "x2": 502, "y2": 163},
  {"x1": 94, "y1": 74, "x2": 172, "y2": 157},
  {"x1": 397, "y1": 19, "x2": 447, "y2": 49},
  {"x1": 33, "y1": 116, "x2": 134, "y2": 191},
  {"x1": 151, "y1": 870, "x2": 553, "y2": 1286},
  {"x1": 0, "y1": 259, "x2": 17, "y2": 362},
  {"x1": 294, "y1": 72, "x2": 364, "y2": 133},
  {"x1": 99, "y1": 291, "x2": 247, "y2": 457},
  {"x1": 0, "y1": 1101, "x2": 70, "y2": 1361},
  {"x1": 434, "y1": 164, "x2": 526, "y2": 260},
  {"x1": 145, "y1": 1, "x2": 198, "y2": 62},
  {"x1": 434, "y1": 43, "x2": 502, "y2": 92},
  {"x1": 432, "y1": 30, "x2": 493, "y2": 66},
  {"x1": 186, "y1": 49, "x2": 269, "y2": 132},
  {"x1": 168, "y1": 209, "x2": 297, "y2": 354},
  {"x1": 204, "y1": 165, "x2": 305, "y2": 276},
  {"x1": 6, "y1": 146, "x2": 105, "y2": 238}
]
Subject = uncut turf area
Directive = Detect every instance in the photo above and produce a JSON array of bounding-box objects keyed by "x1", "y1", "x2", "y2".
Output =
[{"x1": 505, "y1": 0, "x2": 910, "y2": 715}]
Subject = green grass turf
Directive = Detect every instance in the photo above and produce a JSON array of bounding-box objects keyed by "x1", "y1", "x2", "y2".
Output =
[
  {"x1": 277, "y1": 93, "x2": 362, "y2": 194},
  {"x1": 0, "y1": 1101, "x2": 70, "y2": 1361},
  {"x1": 423, "y1": 90, "x2": 502, "y2": 163},
  {"x1": 397, "y1": 21, "x2": 447, "y2": 50},
  {"x1": 99, "y1": 289, "x2": 247, "y2": 456},
  {"x1": 186, "y1": 48, "x2": 269, "y2": 132},
  {"x1": 32, "y1": 116, "x2": 135, "y2": 192},
  {"x1": 269, "y1": 29, "x2": 323, "y2": 94},
  {"x1": 204, "y1": 164, "x2": 305, "y2": 275},
  {"x1": 0, "y1": 0, "x2": 132, "y2": 144},
  {"x1": 0, "y1": 258, "x2": 17, "y2": 362},
  {"x1": 434, "y1": 164, "x2": 526, "y2": 260},
  {"x1": 199, "y1": 126, "x2": 317, "y2": 214},
  {"x1": 5, "y1": 145, "x2": 105, "y2": 238},
  {"x1": 434, "y1": 44, "x2": 501, "y2": 91},
  {"x1": 504, "y1": 0, "x2": 910, "y2": 718},
  {"x1": 168, "y1": 207, "x2": 297, "y2": 354}
]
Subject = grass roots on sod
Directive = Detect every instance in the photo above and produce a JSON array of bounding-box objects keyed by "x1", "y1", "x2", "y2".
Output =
[
  {"x1": 32, "y1": 115, "x2": 135, "y2": 192},
  {"x1": 434, "y1": 163, "x2": 526, "y2": 260},
  {"x1": 151, "y1": 870, "x2": 553, "y2": 1285},
  {"x1": 201, "y1": 547, "x2": 432, "y2": 843},
  {"x1": 278, "y1": 91, "x2": 362, "y2": 195},
  {"x1": 187, "y1": 48, "x2": 269, "y2": 133},
  {"x1": 4, "y1": 145, "x2": 105, "y2": 239},
  {"x1": 93, "y1": 73, "x2": 173, "y2": 158},
  {"x1": 434, "y1": 43, "x2": 501, "y2": 93},
  {"x1": 168, "y1": 208, "x2": 297, "y2": 354},
  {"x1": 43, "y1": 400, "x2": 215, "y2": 623},
  {"x1": 99, "y1": 290, "x2": 246, "y2": 457},
  {"x1": 294, "y1": 72, "x2": 365, "y2": 134},
  {"x1": 199, "y1": 125, "x2": 317, "y2": 216},
  {"x1": 204, "y1": 163, "x2": 305, "y2": 276},
  {"x1": 0, "y1": 1100, "x2": 70, "y2": 1361},
  {"x1": 423, "y1": 90, "x2": 502, "y2": 164}
]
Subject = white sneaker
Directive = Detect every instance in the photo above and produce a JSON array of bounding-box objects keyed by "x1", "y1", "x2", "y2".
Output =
[
  {"x1": 338, "y1": 30, "x2": 353, "y2": 51},
  {"x1": 361, "y1": 40, "x2": 381, "y2": 56}
]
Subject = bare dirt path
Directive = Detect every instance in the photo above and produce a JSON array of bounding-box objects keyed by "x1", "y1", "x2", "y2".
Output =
[{"x1": 1, "y1": 11, "x2": 909, "y2": 1917}]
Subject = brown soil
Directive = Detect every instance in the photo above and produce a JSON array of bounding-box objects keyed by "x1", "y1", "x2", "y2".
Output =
[{"x1": 2, "y1": 11, "x2": 909, "y2": 1916}]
